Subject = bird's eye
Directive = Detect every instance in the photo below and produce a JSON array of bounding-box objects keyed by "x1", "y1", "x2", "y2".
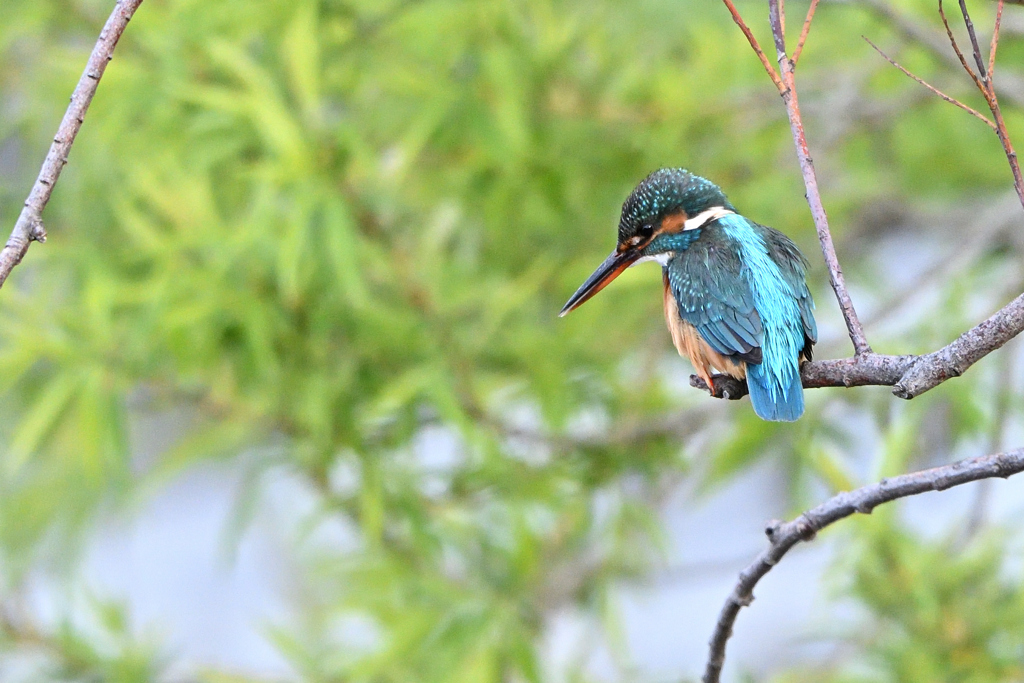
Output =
[{"x1": 638, "y1": 223, "x2": 654, "y2": 239}]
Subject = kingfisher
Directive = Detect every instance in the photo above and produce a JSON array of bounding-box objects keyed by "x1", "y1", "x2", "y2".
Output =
[{"x1": 560, "y1": 169, "x2": 817, "y2": 422}]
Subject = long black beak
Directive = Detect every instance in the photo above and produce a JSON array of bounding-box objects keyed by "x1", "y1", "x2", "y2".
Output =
[{"x1": 559, "y1": 248, "x2": 640, "y2": 317}]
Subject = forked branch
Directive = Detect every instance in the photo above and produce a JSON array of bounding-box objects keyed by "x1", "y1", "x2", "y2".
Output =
[
  {"x1": 928, "y1": 0, "x2": 1024, "y2": 209},
  {"x1": 0, "y1": 0, "x2": 144, "y2": 291},
  {"x1": 863, "y1": 38, "x2": 996, "y2": 129}
]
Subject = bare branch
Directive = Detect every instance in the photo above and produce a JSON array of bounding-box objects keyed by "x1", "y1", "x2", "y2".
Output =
[
  {"x1": 893, "y1": 291, "x2": 1024, "y2": 397},
  {"x1": 0, "y1": 0, "x2": 144, "y2": 291},
  {"x1": 765, "y1": 0, "x2": 872, "y2": 355},
  {"x1": 864, "y1": 37, "x2": 996, "y2": 129},
  {"x1": 864, "y1": 0, "x2": 1024, "y2": 224},
  {"x1": 769, "y1": 0, "x2": 788, "y2": 56},
  {"x1": 793, "y1": 0, "x2": 820, "y2": 66},
  {"x1": 977, "y1": 33, "x2": 1024, "y2": 213},
  {"x1": 690, "y1": 352, "x2": 916, "y2": 400},
  {"x1": 857, "y1": 0, "x2": 1024, "y2": 108},
  {"x1": 720, "y1": 0, "x2": 785, "y2": 92},
  {"x1": 958, "y1": 0, "x2": 989, "y2": 78},
  {"x1": 701, "y1": 447, "x2": 1024, "y2": 683}
]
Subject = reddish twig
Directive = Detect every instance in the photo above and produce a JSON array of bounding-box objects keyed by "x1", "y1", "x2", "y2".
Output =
[
  {"x1": 792, "y1": 0, "x2": 820, "y2": 65},
  {"x1": 858, "y1": 0, "x2": 1024, "y2": 110},
  {"x1": 988, "y1": 0, "x2": 1003, "y2": 80},
  {"x1": 975, "y1": 0, "x2": 1024, "y2": 211},
  {"x1": 0, "y1": 0, "x2": 144, "y2": 291},
  {"x1": 867, "y1": 0, "x2": 1024, "y2": 219},
  {"x1": 938, "y1": 0, "x2": 1024, "y2": 210},
  {"x1": 864, "y1": 38, "x2": 996, "y2": 130},
  {"x1": 721, "y1": 0, "x2": 785, "y2": 92},
  {"x1": 938, "y1": 0, "x2": 987, "y2": 91},
  {"x1": 702, "y1": 448, "x2": 1024, "y2": 683}
]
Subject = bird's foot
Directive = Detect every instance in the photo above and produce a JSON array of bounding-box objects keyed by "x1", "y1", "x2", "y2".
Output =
[{"x1": 689, "y1": 373, "x2": 749, "y2": 400}]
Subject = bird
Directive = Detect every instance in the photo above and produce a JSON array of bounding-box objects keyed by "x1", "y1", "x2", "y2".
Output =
[{"x1": 559, "y1": 168, "x2": 817, "y2": 422}]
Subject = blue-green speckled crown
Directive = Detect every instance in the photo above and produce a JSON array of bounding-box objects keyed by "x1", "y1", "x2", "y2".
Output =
[{"x1": 618, "y1": 168, "x2": 734, "y2": 242}]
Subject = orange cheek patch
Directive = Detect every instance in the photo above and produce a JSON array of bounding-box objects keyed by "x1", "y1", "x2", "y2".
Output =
[{"x1": 659, "y1": 212, "x2": 689, "y2": 234}]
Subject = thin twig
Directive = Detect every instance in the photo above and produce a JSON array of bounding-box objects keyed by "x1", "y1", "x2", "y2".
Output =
[
  {"x1": 701, "y1": 447, "x2": 1024, "y2": 683},
  {"x1": 939, "y1": 0, "x2": 988, "y2": 91},
  {"x1": 0, "y1": 0, "x2": 144, "y2": 291},
  {"x1": 973, "y1": 0, "x2": 1024, "y2": 216},
  {"x1": 940, "y1": 0, "x2": 1024, "y2": 211},
  {"x1": 989, "y1": 0, "x2": 1003, "y2": 80},
  {"x1": 765, "y1": 0, "x2": 873, "y2": 354},
  {"x1": 986, "y1": 100, "x2": 1024, "y2": 211},
  {"x1": 769, "y1": 0, "x2": 788, "y2": 57},
  {"x1": 864, "y1": 37, "x2": 996, "y2": 129},
  {"x1": 857, "y1": 0, "x2": 1024, "y2": 109},
  {"x1": 958, "y1": 0, "x2": 988, "y2": 78},
  {"x1": 870, "y1": 0, "x2": 1024, "y2": 217},
  {"x1": 721, "y1": 0, "x2": 785, "y2": 92},
  {"x1": 793, "y1": 0, "x2": 820, "y2": 65}
]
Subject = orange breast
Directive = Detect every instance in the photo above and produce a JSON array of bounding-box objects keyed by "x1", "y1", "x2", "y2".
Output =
[{"x1": 662, "y1": 274, "x2": 747, "y2": 386}]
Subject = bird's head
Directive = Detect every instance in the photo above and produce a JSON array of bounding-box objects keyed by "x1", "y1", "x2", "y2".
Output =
[{"x1": 559, "y1": 168, "x2": 734, "y2": 316}]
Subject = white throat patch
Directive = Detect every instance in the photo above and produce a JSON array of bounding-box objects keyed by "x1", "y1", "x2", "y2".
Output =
[
  {"x1": 683, "y1": 206, "x2": 734, "y2": 231},
  {"x1": 631, "y1": 253, "x2": 673, "y2": 267}
]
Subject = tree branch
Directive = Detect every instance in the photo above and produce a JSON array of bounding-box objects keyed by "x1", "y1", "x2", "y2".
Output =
[
  {"x1": 0, "y1": 0, "x2": 144, "y2": 291},
  {"x1": 763, "y1": 0, "x2": 872, "y2": 355},
  {"x1": 868, "y1": 0, "x2": 1024, "y2": 223},
  {"x1": 701, "y1": 447, "x2": 1024, "y2": 683},
  {"x1": 958, "y1": 0, "x2": 988, "y2": 78},
  {"x1": 893, "y1": 290, "x2": 1024, "y2": 398},
  {"x1": 860, "y1": 0, "x2": 1024, "y2": 100}
]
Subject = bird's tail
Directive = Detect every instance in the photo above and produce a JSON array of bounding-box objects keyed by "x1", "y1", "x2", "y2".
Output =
[{"x1": 746, "y1": 362, "x2": 804, "y2": 422}]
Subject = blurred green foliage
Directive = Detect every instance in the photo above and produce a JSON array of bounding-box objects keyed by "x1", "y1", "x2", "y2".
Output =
[
  {"x1": 0, "y1": 0, "x2": 1022, "y2": 681},
  {"x1": 776, "y1": 514, "x2": 1024, "y2": 683}
]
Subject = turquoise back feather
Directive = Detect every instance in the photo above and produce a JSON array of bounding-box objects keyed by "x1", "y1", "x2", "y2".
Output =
[{"x1": 717, "y1": 214, "x2": 808, "y2": 421}]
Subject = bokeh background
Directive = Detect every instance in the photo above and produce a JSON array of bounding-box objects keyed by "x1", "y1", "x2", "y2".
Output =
[{"x1": 2, "y1": 0, "x2": 1024, "y2": 681}]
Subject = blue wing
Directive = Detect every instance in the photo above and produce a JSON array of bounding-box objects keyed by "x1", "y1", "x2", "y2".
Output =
[
  {"x1": 762, "y1": 225, "x2": 817, "y2": 358},
  {"x1": 665, "y1": 235, "x2": 763, "y2": 365}
]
